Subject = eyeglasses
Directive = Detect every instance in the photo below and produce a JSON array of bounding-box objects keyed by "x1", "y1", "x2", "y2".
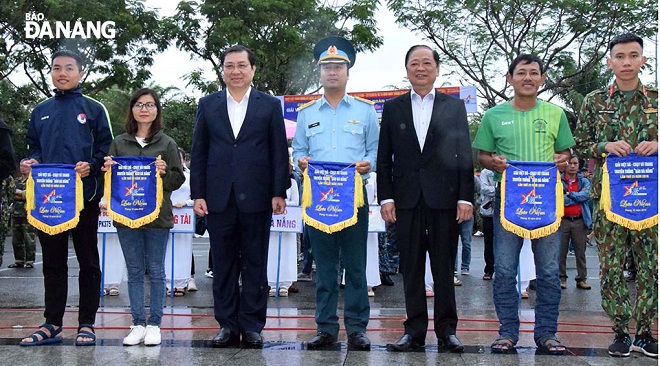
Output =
[
  {"x1": 223, "y1": 63, "x2": 251, "y2": 71},
  {"x1": 133, "y1": 102, "x2": 157, "y2": 110}
]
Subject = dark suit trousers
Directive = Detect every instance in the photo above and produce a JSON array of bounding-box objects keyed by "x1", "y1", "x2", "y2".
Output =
[
  {"x1": 206, "y1": 194, "x2": 271, "y2": 334},
  {"x1": 397, "y1": 198, "x2": 459, "y2": 342}
]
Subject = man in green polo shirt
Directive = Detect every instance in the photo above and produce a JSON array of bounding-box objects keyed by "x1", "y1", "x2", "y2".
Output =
[{"x1": 473, "y1": 53, "x2": 574, "y2": 355}]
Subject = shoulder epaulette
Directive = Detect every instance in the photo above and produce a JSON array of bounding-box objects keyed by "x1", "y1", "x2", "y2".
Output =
[
  {"x1": 353, "y1": 96, "x2": 375, "y2": 106},
  {"x1": 296, "y1": 100, "x2": 316, "y2": 112}
]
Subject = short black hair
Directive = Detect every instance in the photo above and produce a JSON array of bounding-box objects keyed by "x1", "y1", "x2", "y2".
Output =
[
  {"x1": 221, "y1": 45, "x2": 256, "y2": 67},
  {"x1": 508, "y1": 54, "x2": 544, "y2": 76},
  {"x1": 404, "y1": 45, "x2": 440, "y2": 67},
  {"x1": 609, "y1": 33, "x2": 643, "y2": 52},
  {"x1": 51, "y1": 49, "x2": 84, "y2": 71}
]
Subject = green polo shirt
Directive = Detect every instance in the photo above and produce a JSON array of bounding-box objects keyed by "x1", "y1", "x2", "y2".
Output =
[{"x1": 473, "y1": 100, "x2": 575, "y2": 181}]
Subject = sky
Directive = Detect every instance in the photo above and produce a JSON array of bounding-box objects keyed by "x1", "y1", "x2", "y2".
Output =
[{"x1": 143, "y1": 0, "x2": 433, "y2": 97}]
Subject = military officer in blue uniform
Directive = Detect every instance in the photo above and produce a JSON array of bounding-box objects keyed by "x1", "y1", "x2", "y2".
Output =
[{"x1": 292, "y1": 36, "x2": 379, "y2": 350}]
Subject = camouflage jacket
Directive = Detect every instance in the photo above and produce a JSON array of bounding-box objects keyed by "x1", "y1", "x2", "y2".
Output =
[
  {"x1": 574, "y1": 82, "x2": 658, "y2": 199},
  {"x1": 0, "y1": 177, "x2": 15, "y2": 225},
  {"x1": 11, "y1": 176, "x2": 27, "y2": 218}
]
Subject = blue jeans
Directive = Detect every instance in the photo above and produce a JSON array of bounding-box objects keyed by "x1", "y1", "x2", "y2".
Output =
[
  {"x1": 455, "y1": 217, "x2": 473, "y2": 271},
  {"x1": 492, "y1": 193, "x2": 562, "y2": 345},
  {"x1": 117, "y1": 228, "x2": 169, "y2": 326}
]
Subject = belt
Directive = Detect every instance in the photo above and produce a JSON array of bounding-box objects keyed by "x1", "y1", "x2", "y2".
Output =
[{"x1": 563, "y1": 215, "x2": 582, "y2": 221}]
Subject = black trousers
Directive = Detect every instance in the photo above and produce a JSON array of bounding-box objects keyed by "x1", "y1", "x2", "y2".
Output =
[
  {"x1": 38, "y1": 201, "x2": 101, "y2": 326},
  {"x1": 482, "y1": 216, "x2": 494, "y2": 275},
  {"x1": 206, "y1": 194, "x2": 271, "y2": 335},
  {"x1": 396, "y1": 198, "x2": 459, "y2": 342}
]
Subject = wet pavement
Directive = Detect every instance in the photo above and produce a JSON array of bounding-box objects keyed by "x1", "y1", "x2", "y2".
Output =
[{"x1": 0, "y1": 235, "x2": 656, "y2": 365}]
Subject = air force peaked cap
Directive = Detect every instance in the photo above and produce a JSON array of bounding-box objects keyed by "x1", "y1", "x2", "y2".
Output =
[{"x1": 314, "y1": 36, "x2": 356, "y2": 69}]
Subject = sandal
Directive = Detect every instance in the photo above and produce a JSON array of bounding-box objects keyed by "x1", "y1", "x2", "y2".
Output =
[
  {"x1": 174, "y1": 288, "x2": 186, "y2": 297},
  {"x1": 8, "y1": 262, "x2": 24, "y2": 268},
  {"x1": 19, "y1": 323, "x2": 63, "y2": 346},
  {"x1": 24, "y1": 263, "x2": 34, "y2": 268},
  {"x1": 75, "y1": 324, "x2": 96, "y2": 346},
  {"x1": 490, "y1": 338, "x2": 516, "y2": 354},
  {"x1": 536, "y1": 338, "x2": 566, "y2": 355},
  {"x1": 482, "y1": 273, "x2": 493, "y2": 280}
]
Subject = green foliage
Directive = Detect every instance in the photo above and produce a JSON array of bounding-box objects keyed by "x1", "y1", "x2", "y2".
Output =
[
  {"x1": 91, "y1": 86, "x2": 131, "y2": 136},
  {"x1": 164, "y1": 0, "x2": 382, "y2": 95},
  {"x1": 0, "y1": 80, "x2": 40, "y2": 161},
  {"x1": 162, "y1": 96, "x2": 197, "y2": 153},
  {"x1": 387, "y1": 0, "x2": 657, "y2": 111},
  {"x1": 0, "y1": 0, "x2": 169, "y2": 98}
]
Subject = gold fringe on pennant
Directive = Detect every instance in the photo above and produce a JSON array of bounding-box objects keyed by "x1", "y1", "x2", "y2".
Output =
[
  {"x1": 499, "y1": 168, "x2": 563, "y2": 239},
  {"x1": 25, "y1": 170, "x2": 34, "y2": 212},
  {"x1": 301, "y1": 167, "x2": 312, "y2": 208},
  {"x1": 105, "y1": 157, "x2": 163, "y2": 229},
  {"x1": 600, "y1": 157, "x2": 658, "y2": 231},
  {"x1": 301, "y1": 167, "x2": 364, "y2": 234},
  {"x1": 26, "y1": 169, "x2": 83, "y2": 235}
]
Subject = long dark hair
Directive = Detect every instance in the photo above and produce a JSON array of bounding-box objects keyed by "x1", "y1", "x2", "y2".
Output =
[{"x1": 125, "y1": 88, "x2": 163, "y2": 142}]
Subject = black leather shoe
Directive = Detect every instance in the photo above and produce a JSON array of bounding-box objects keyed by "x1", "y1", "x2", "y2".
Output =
[
  {"x1": 438, "y1": 335, "x2": 464, "y2": 353},
  {"x1": 241, "y1": 331, "x2": 263, "y2": 348},
  {"x1": 386, "y1": 334, "x2": 424, "y2": 352},
  {"x1": 211, "y1": 328, "x2": 239, "y2": 348},
  {"x1": 306, "y1": 331, "x2": 336, "y2": 349},
  {"x1": 348, "y1": 331, "x2": 371, "y2": 350},
  {"x1": 380, "y1": 273, "x2": 394, "y2": 286}
]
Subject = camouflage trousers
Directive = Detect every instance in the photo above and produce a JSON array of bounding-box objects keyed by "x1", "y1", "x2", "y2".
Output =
[
  {"x1": 11, "y1": 217, "x2": 37, "y2": 264},
  {"x1": 0, "y1": 215, "x2": 8, "y2": 267},
  {"x1": 378, "y1": 223, "x2": 399, "y2": 274},
  {"x1": 593, "y1": 202, "x2": 658, "y2": 335}
]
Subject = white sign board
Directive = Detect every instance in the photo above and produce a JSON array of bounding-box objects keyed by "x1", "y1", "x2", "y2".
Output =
[{"x1": 271, "y1": 206, "x2": 303, "y2": 233}]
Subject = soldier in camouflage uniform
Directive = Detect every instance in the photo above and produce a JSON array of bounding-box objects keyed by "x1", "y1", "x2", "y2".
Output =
[
  {"x1": 574, "y1": 33, "x2": 658, "y2": 359},
  {"x1": 0, "y1": 176, "x2": 15, "y2": 267},
  {"x1": 8, "y1": 162, "x2": 36, "y2": 268}
]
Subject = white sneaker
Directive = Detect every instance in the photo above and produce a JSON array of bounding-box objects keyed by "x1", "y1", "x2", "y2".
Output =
[
  {"x1": 123, "y1": 325, "x2": 146, "y2": 346},
  {"x1": 144, "y1": 325, "x2": 161, "y2": 346},
  {"x1": 454, "y1": 276, "x2": 463, "y2": 286},
  {"x1": 187, "y1": 277, "x2": 198, "y2": 292}
]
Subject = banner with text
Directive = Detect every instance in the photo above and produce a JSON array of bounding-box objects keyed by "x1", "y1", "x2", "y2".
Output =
[
  {"x1": 500, "y1": 161, "x2": 563, "y2": 239},
  {"x1": 601, "y1": 153, "x2": 658, "y2": 230},
  {"x1": 280, "y1": 86, "x2": 477, "y2": 121},
  {"x1": 26, "y1": 164, "x2": 83, "y2": 235},
  {"x1": 105, "y1": 156, "x2": 162, "y2": 229}
]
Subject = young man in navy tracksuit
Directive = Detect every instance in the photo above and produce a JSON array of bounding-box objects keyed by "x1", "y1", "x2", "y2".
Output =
[{"x1": 20, "y1": 50, "x2": 113, "y2": 347}]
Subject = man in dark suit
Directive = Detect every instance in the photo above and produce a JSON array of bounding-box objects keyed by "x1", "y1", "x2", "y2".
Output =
[
  {"x1": 377, "y1": 45, "x2": 474, "y2": 352},
  {"x1": 190, "y1": 45, "x2": 289, "y2": 349}
]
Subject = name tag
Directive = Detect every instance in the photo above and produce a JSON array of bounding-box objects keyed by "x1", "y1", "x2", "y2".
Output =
[
  {"x1": 308, "y1": 122, "x2": 320, "y2": 128},
  {"x1": 643, "y1": 108, "x2": 658, "y2": 114}
]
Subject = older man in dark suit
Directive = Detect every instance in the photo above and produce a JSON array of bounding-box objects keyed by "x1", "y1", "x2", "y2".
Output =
[
  {"x1": 377, "y1": 45, "x2": 474, "y2": 352},
  {"x1": 190, "y1": 45, "x2": 289, "y2": 349}
]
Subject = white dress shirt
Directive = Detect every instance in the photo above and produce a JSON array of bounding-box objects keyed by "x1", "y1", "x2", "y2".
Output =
[
  {"x1": 227, "y1": 86, "x2": 251, "y2": 138},
  {"x1": 411, "y1": 89, "x2": 435, "y2": 150}
]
